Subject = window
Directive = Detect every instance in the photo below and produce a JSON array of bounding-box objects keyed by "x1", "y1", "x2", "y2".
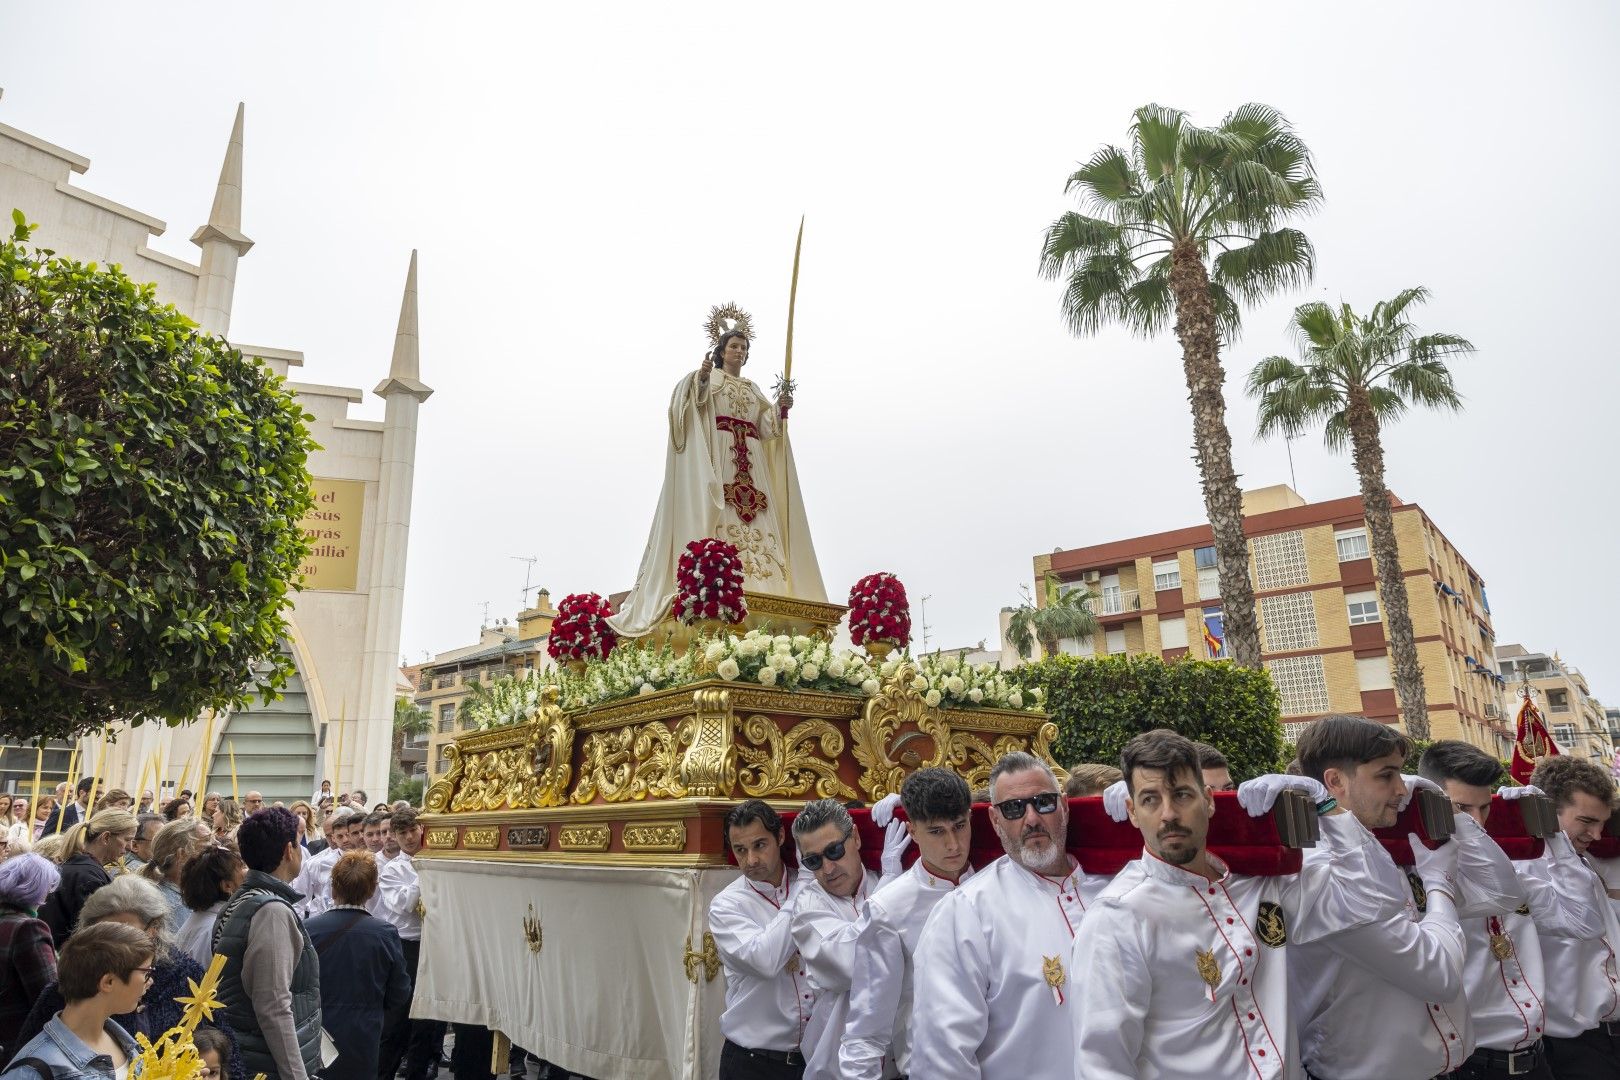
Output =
[
  {"x1": 1552, "y1": 724, "x2": 1576, "y2": 746},
  {"x1": 1152, "y1": 559, "x2": 1181, "y2": 592},
  {"x1": 1105, "y1": 629, "x2": 1126, "y2": 655},
  {"x1": 1252, "y1": 531, "x2": 1310, "y2": 590},
  {"x1": 1356, "y1": 655, "x2": 1393, "y2": 691},
  {"x1": 1159, "y1": 616, "x2": 1188, "y2": 650},
  {"x1": 1547, "y1": 689, "x2": 1570, "y2": 713},
  {"x1": 1100, "y1": 573, "x2": 1123, "y2": 615},
  {"x1": 1260, "y1": 592, "x2": 1320, "y2": 652},
  {"x1": 1267, "y1": 654, "x2": 1331, "y2": 716},
  {"x1": 437, "y1": 703, "x2": 456, "y2": 733},
  {"x1": 1194, "y1": 546, "x2": 1218, "y2": 569},
  {"x1": 1058, "y1": 635, "x2": 1095, "y2": 657},
  {"x1": 1346, "y1": 589, "x2": 1381, "y2": 626},
  {"x1": 434, "y1": 673, "x2": 456, "y2": 690},
  {"x1": 1335, "y1": 527, "x2": 1370, "y2": 562}
]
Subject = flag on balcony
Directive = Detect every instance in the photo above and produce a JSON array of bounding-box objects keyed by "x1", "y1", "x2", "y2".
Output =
[
  {"x1": 1201, "y1": 609, "x2": 1226, "y2": 660},
  {"x1": 1509, "y1": 693, "x2": 1560, "y2": 784}
]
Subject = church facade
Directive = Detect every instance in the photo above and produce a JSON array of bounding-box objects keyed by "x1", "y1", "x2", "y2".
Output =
[{"x1": 0, "y1": 98, "x2": 428, "y2": 804}]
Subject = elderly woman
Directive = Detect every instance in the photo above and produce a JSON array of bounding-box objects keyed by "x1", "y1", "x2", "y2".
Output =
[
  {"x1": 176, "y1": 845, "x2": 245, "y2": 968},
  {"x1": 0, "y1": 855, "x2": 61, "y2": 1058},
  {"x1": 140, "y1": 819, "x2": 210, "y2": 933},
  {"x1": 161, "y1": 798, "x2": 192, "y2": 822},
  {"x1": 38, "y1": 809, "x2": 137, "y2": 949},
  {"x1": 305, "y1": 853, "x2": 410, "y2": 1080},
  {"x1": 5, "y1": 875, "x2": 243, "y2": 1077}
]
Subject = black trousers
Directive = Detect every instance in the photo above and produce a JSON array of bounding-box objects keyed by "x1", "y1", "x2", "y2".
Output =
[
  {"x1": 1545, "y1": 1026, "x2": 1620, "y2": 1080},
  {"x1": 718, "y1": 1040, "x2": 804, "y2": 1080},
  {"x1": 1453, "y1": 1048, "x2": 1554, "y2": 1080},
  {"x1": 379, "y1": 937, "x2": 447, "y2": 1080},
  {"x1": 448, "y1": 1023, "x2": 493, "y2": 1080}
]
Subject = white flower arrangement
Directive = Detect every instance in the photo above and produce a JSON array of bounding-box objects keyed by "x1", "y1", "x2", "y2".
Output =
[{"x1": 462, "y1": 633, "x2": 1040, "y2": 727}]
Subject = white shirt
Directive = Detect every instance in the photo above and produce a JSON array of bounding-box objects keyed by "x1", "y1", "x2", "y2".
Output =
[
  {"x1": 1290, "y1": 835, "x2": 1471, "y2": 1079},
  {"x1": 841, "y1": 860, "x2": 975, "y2": 1080},
  {"x1": 1071, "y1": 812, "x2": 1384, "y2": 1080},
  {"x1": 294, "y1": 844, "x2": 340, "y2": 919},
  {"x1": 790, "y1": 867, "x2": 880, "y2": 1080},
  {"x1": 367, "y1": 851, "x2": 399, "y2": 916},
  {"x1": 909, "y1": 855, "x2": 1110, "y2": 1079},
  {"x1": 176, "y1": 901, "x2": 226, "y2": 967},
  {"x1": 1521, "y1": 850, "x2": 1620, "y2": 1037},
  {"x1": 377, "y1": 853, "x2": 424, "y2": 941},
  {"x1": 708, "y1": 868, "x2": 813, "y2": 1053}
]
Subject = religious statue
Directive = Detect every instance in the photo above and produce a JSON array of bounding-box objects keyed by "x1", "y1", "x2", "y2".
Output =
[{"x1": 607, "y1": 304, "x2": 826, "y2": 638}]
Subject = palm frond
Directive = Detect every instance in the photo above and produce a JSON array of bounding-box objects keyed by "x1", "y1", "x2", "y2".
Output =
[
  {"x1": 1131, "y1": 105, "x2": 1186, "y2": 181},
  {"x1": 1058, "y1": 250, "x2": 1151, "y2": 337},
  {"x1": 1066, "y1": 145, "x2": 1140, "y2": 203},
  {"x1": 1211, "y1": 227, "x2": 1315, "y2": 304},
  {"x1": 1370, "y1": 285, "x2": 1431, "y2": 329},
  {"x1": 1322, "y1": 410, "x2": 1353, "y2": 452},
  {"x1": 1386, "y1": 357, "x2": 1464, "y2": 410},
  {"x1": 1039, "y1": 212, "x2": 1120, "y2": 278}
]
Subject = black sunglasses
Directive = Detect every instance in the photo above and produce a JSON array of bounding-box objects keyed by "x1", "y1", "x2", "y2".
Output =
[
  {"x1": 799, "y1": 837, "x2": 849, "y2": 872},
  {"x1": 994, "y1": 792, "x2": 1062, "y2": 820}
]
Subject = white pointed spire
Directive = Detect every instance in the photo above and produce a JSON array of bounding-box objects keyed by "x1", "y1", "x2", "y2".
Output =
[
  {"x1": 191, "y1": 103, "x2": 253, "y2": 254},
  {"x1": 375, "y1": 250, "x2": 433, "y2": 401}
]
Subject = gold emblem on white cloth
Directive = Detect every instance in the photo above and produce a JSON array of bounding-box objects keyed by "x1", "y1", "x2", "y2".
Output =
[
  {"x1": 785, "y1": 952, "x2": 800, "y2": 974},
  {"x1": 523, "y1": 903, "x2": 543, "y2": 953},
  {"x1": 1196, "y1": 947, "x2": 1220, "y2": 990},
  {"x1": 1489, "y1": 932, "x2": 1513, "y2": 961},
  {"x1": 683, "y1": 933, "x2": 721, "y2": 983},
  {"x1": 1043, "y1": 955, "x2": 1066, "y2": 1004},
  {"x1": 1256, "y1": 901, "x2": 1288, "y2": 948}
]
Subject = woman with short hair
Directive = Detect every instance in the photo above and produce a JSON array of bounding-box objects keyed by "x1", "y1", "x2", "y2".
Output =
[
  {"x1": 140, "y1": 819, "x2": 210, "y2": 933},
  {"x1": 176, "y1": 846, "x2": 246, "y2": 968},
  {"x1": 0, "y1": 855, "x2": 61, "y2": 1058}
]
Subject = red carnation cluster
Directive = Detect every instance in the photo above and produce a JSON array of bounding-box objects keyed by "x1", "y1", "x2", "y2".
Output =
[
  {"x1": 672, "y1": 537, "x2": 748, "y2": 625},
  {"x1": 847, "y1": 572, "x2": 911, "y2": 649},
  {"x1": 546, "y1": 592, "x2": 619, "y2": 664}
]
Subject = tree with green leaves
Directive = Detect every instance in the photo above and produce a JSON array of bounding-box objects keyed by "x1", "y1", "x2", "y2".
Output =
[
  {"x1": 1004, "y1": 574, "x2": 1099, "y2": 661},
  {"x1": 1247, "y1": 288, "x2": 1473, "y2": 739},
  {"x1": 392, "y1": 695, "x2": 430, "y2": 770},
  {"x1": 1040, "y1": 104, "x2": 1322, "y2": 669},
  {"x1": 0, "y1": 212, "x2": 316, "y2": 741}
]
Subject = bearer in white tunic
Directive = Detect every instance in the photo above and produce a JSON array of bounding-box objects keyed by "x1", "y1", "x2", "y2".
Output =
[
  {"x1": 786, "y1": 800, "x2": 881, "y2": 1080},
  {"x1": 708, "y1": 800, "x2": 815, "y2": 1078},
  {"x1": 840, "y1": 769, "x2": 976, "y2": 1080},
  {"x1": 1071, "y1": 731, "x2": 1390, "y2": 1080},
  {"x1": 910, "y1": 752, "x2": 1112, "y2": 1079},
  {"x1": 294, "y1": 807, "x2": 356, "y2": 918}
]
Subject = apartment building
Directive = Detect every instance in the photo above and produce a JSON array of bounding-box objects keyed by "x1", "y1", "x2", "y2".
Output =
[{"x1": 1496, "y1": 644, "x2": 1615, "y2": 764}]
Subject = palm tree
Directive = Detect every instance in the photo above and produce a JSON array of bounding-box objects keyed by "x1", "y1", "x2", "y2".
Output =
[
  {"x1": 1040, "y1": 104, "x2": 1321, "y2": 669},
  {"x1": 1246, "y1": 288, "x2": 1473, "y2": 739},
  {"x1": 392, "y1": 695, "x2": 431, "y2": 771},
  {"x1": 1005, "y1": 575, "x2": 1101, "y2": 661}
]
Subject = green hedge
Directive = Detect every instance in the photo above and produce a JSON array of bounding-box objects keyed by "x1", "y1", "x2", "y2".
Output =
[{"x1": 1011, "y1": 653, "x2": 1286, "y2": 782}]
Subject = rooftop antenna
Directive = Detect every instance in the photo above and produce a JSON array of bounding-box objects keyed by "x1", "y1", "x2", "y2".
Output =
[
  {"x1": 1284, "y1": 427, "x2": 1304, "y2": 494},
  {"x1": 511, "y1": 555, "x2": 540, "y2": 607},
  {"x1": 475, "y1": 600, "x2": 491, "y2": 628},
  {"x1": 919, "y1": 594, "x2": 934, "y2": 653}
]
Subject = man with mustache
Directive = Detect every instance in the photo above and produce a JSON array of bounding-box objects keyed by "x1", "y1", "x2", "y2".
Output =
[
  {"x1": 787, "y1": 799, "x2": 881, "y2": 1080},
  {"x1": 1069, "y1": 729, "x2": 1391, "y2": 1079},
  {"x1": 909, "y1": 751, "x2": 1113, "y2": 1078}
]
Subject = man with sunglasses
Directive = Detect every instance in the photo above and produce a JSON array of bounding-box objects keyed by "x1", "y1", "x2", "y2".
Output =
[
  {"x1": 910, "y1": 751, "x2": 1113, "y2": 1078},
  {"x1": 709, "y1": 799, "x2": 812, "y2": 1079},
  {"x1": 789, "y1": 800, "x2": 882, "y2": 1080},
  {"x1": 1069, "y1": 729, "x2": 1387, "y2": 1079},
  {"x1": 841, "y1": 767, "x2": 974, "y2": 1080}
]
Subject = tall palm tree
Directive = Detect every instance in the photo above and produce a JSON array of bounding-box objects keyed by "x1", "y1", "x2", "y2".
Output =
[
  {"x1": 392, "y1": 695, "x2": 431, "y2": 770},
  {"x1": 1005, "y1": 575, "x2": 1100, "y2": 661},
  {"x1": 1246, "y1": 288, "x2": 1473, "y2": 739},
  {"x1": 1040, "y1": 104, "x2": 1321, "y2": 669}
]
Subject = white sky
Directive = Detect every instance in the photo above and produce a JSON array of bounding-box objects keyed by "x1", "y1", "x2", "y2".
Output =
[{"x1": 4, "y1": 3, "x2": 1618, "y2": 714}]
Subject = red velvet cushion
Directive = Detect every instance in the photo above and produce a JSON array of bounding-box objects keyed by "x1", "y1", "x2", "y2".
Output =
[{"x1": 1482, "y1": 797, "x2": 1547, "y2": 862}]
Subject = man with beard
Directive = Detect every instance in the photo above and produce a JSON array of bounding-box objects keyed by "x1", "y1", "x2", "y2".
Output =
[
  {"x1": 709, "y1": 799, "x2": 812, "y2": 1079},
  {"x1": 1071, "y1": 729, "x2": 1394, "y2": 1078},
  {"x1": 909, "y1": 752, "x2": 1112, "y2": 1078},
  {"x1": 788, "y1": 800, "x2": 881, "y2": 1080},
  {"x1": 841, "y1": 767, "x2": 974, "y2": 1080}
]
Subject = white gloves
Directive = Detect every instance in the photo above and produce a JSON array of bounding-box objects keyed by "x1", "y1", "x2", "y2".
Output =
[
  {"x1": 1410, "y1": 833, "x2": 1459, "y2": 900},
  {"x1": 871, "y1": 792, "x2": 902, "y2": 828},
  {"x1": 1399, "y1": 774, "x2": 1443, "y2": 811},
  {"x1": 1102, "y1": 780, "x2": 1130, "y2": 823},
  {"x1": 1497, "y1": 784, "x2": 1544, "y2": 801},
  {"x1": 880, "y1": 817, "x2": 912, "y2": 880},
  {"x1": 1236, "y1": 774, "x2": 1330, "y2": 817}
]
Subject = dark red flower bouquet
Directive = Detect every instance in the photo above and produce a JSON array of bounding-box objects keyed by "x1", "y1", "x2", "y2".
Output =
[
  {"x1": 847, "y1": 572, "x2": 911, "y2": 649},
  {"x1": 546, "y1": 592, "x2": 619, "y2": 664},
  {"x1": 671, "y1": 537, "x2": 748, "y2": 625}
]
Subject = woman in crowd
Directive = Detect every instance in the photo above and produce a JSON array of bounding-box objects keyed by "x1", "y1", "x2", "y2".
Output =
[
  {"x1": 288, "y1": 803, "x2": 319, "y2": 851},
  {"x1": 140, "y1": 819, "x2": 210, "y2": 933},
  {"x1": 161, "y1": 798, "x2": 192, "y2": 822},
  {"x1": 305, "y1": 852, "x2": 410, "y2": 1080},
  {"x1": 176, "y1": 845, "x2": 245, "y2": 967},
  {"x1": 27, "y1": 802, "x2": 50, "y2": 844},
  {"x1": 4, "y1": 800, "x2": 30, "y2": 856},
  {"x1": 25, "y1": 839, "x2": 64, "y2": 868},
  {"x1": 0, "y1": 855, "x2": 60, "y2": 1059},
  {"x1": 200, "y1": 793, "x2": 222, "y2": 821},
  {"x1": 90, "y1": 791, "x2": 132, "y2": 815},
  {"x1": 37, "y1": 810, "x2": 136, "y2": 950},
  {"x1": 211, "y1": 800, "x2": 243, "y2": 845}
]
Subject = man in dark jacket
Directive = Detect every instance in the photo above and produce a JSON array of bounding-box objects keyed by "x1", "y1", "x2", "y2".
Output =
[
  {"x1": 214, "y1": 807, "x2": 322, "y2": 1080},
  {"x1": 306, "y1": 852, "x2": 409, "y2": 1080},
  {"x1": 38, "y1": 777, "x2": 97, "y2": 838}
]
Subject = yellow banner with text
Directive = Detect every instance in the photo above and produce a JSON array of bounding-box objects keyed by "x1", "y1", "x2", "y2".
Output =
[{"x1": 298, "y1": 477, "x2": 365, "y2": 591}]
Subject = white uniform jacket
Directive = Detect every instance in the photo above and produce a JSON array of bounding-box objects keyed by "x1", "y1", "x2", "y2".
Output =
[
  {"x1": 789, "y1": 867, "x2": 880, "y2": 1080},
  {"x1": 708, "y1": 869, "x2": 814, "y2": 1053},
  {"x1": 376, "y1": 852, "x2": 423, "y2": 942},
  {"x1": 1520, "y1": 850, "x2": 1620, "y2": 1038},
  {"x1": 293, "y1": 844, "x2": 340, "y2": 919},
  {"x1": 909, "y1": 855, "x2": 1111, "y2": 1079}
]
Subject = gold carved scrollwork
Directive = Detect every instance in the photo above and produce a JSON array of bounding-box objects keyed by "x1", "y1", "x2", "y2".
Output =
[
  {"x1": 946, "y1": 731, "x2": 1026, "y2": 792},
  {"x1": 679, "y1": 688, "x2": 737, "y2": 797},
  {"x1": 1032, "y1": 721, "x2": 1070, "y2": 788},
  {"x1": 517, "y1": 687, "x2": 575, "y2": 808},
  {"x1": 738, "y1": 714, "x2": 858, "y2": 800},
  {"x1": 622, "y1": 821, "x2": 687, "y2": 852},
  {"x1": 573, "y1": 727, "x2": 637, "y2": 804},
  {"x1": 423, "y1": 744, "x2": 464, "y2": 814},
  {"x1": 424, "y1": 828, "x2": 459, "y2": 849},
  {"x1": 683, "y1": 932, "x2": 721, "y2": 983},
  {"x1": 848, "y1": 663, "x2": 952, "y2": 801},
  {"x1": 632, "y1": 720, "x2": 690, "y2": 799},
  {"x1": 558, "y1": 825, "x2": 611, "y2": 851}
]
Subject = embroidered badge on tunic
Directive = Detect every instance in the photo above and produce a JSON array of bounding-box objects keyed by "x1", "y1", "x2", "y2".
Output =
[
  {"x1": 784, "y1": 953, "x2": 800, "y2": 974},
  {"x1": 1515, "y1": 903, "x2": 1530, "y2": 917},
  {"x1": 1195, "y1": 947, "x2": 1220, "y2": 990},
  {"x1": 1406, "y1": 870, "x2": 1427, "y2": 913},
  {"x1": 1256, "y1": 901, "x2": 1288, "y2": 948},
  {"x1": 1042, "y1": 955, "x2": 1066, "y2": 1005}
]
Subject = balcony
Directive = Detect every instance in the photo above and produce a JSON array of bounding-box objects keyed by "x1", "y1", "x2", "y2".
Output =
[{"x1": 1084, "y1": 588, "x2": 1141, "y2": 617}]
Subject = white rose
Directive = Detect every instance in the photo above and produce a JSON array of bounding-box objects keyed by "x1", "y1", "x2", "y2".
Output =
[
  {"x1": 943, "y1": 655, "x2": 960, "y2": 673},
  {"x1": 800, "y1": 662, "x2": 820, "y2": 681},
  {"x1": 737, "y1": 639, "x2": 760, "y2": 658},
  {"x1": 792, "y1": 635, "x2": 812, "y2": 650},
  {"x1": 911, "y1": 675, "x2": 928, "y2": 692},
  {"x1": 861, "y1": 678, "x2": 881, "y2": 696},
  {"x1": 716, "y1": 658, "x2": 740, "y2": 681},
  {"x1": 827, "y1": 658, "x2": 846, "y2": 679},
  {"x1": 777, "y1": 653, "x2": 798, "y2": 674},
  {"x1": 758, "y1": 665, "x2": 778, "y2": 686},
  {"x1": 945, "y1": 675, "x2": 966, "y2": 696},
  {"x1": 880, "y1": 660, "x2": 897, "y2": 677},
  {"x1": 846, "y1": 668, "x2": 865, "y2": 685},
  {"x1": 924, "y1": 689, "x2": 942, "y2": 708},
  {"x1": 1008, "y1": 690, "x2": 1024, "y2": 708},
  {"x1": 969, "y1": 688, "x2": 984, "y2": 704},
  {"x1": 704, "y1": 641, "x2": 726, "y2": 663},
  {"x1": 638, "y1": 683, "x2": 656, "y2": 696},
  {"x1": 773, "y1": 635, "x2": 792, "y2": 650}
]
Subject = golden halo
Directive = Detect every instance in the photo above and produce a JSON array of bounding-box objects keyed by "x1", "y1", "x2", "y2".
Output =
[{"x1": 704, "y1": 302, "x2": 755, "y2": 346}]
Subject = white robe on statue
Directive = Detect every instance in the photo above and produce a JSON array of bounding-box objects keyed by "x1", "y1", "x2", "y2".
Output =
[{"x1": 609, "y1": 368, "x2": 825, "y2": 638}]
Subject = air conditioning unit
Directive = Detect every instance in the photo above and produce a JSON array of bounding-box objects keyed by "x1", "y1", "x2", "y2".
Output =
[
  {"x1": 1083, "y1": 570, "x2": 1102, "y2": 584},
  {"x1": 1484, "y1": 704, "x2": 1500, "y2": 719}
]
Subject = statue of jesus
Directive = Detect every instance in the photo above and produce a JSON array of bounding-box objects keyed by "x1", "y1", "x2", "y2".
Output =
[{"x1": 607, "y1": 305, "x2": 826, "y2": 639}]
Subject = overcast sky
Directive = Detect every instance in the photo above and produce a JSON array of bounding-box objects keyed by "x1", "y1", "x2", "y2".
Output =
[{"x1": 5, "y1": 3, "x2": 1618, "y2": 711}]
